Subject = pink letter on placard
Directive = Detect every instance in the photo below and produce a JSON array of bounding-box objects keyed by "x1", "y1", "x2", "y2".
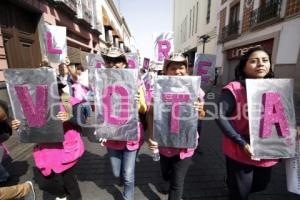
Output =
[
  {"x1": 162, "y1": 93, "x2": 190, "y2": 134},
  {"x1": 158, "y1": 40, "x2": 171, "y2": 61},
  {"x1": 102, "y1": 85, "x2": 129, "y2": 125},
  {"x1": 46, "y1": 32, "x2": 62, "y2": 54},
  {"x1": 15, "y1": 85, "x2": 48, "y2": 127},
  {"x1": 127, "y1": 59, "x2": 137, "y2": 69},
  {"x1": 197, "y1": 61, "x2": 212, "y2": 83},
  {"x1": 260, "y1": 92, "x2": 290, "y2": 138}
]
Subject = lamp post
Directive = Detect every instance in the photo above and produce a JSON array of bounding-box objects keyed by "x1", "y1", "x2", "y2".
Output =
[{"x1": 198, "y1": 34, "x2": 210, "y2": 54}]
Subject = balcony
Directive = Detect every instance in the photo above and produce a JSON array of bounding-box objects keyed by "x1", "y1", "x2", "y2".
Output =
[
  {"x1": 76, "y1": 0, "x2": 92, "y2": 27},
  {"x1": 53, "y1": 0, "x2": 77, "y2": 16},
  {"x1": 220, "y1": 20, "x2": 240, "y2": 42},
  {"x1": 250, "y1": 0, "x2": 282, "y2": 28}
]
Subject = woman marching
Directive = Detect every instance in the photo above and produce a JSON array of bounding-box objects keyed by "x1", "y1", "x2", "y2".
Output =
[
  {"x1": 99, "y1": 47, "x2": 147, "y2": 200},
  {"x1": 147, "y1": 53, "x2": 205, "y2": 200},
  {"x1": 12, "y1": 72, "x2": 84, "y2": 200},
  {"x1": 215, "y1": 46, "x2": 284, "y2": 200}
]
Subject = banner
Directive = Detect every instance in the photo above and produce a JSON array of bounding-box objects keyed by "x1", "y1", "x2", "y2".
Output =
[
  {"x1": 247, "y1": 79, "x2": 297, "y2": 159},
  {"x1": 93, "y1": 69, "x2": 139, "y2": 141},
  {"x1": 153, "y1": 76, "x2": 201, "y2": 148},
  {"x1": 126, "y1": 53, "x2": 139, "y2": 69},
  {"x1": 193, "y1": 53, "x2": 216, "y2": 87},
  {"x1": 4, "y1": 68, "x2": 64, "y2": 143},
  {"x1": 153, "y1": 32, "x2": 174, "y2": 64},
  {"x1": 38, "y1": 24, "x2": 67, "y2": 64}
]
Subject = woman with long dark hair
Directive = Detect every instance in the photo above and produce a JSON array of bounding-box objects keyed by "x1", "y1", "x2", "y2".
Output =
[{"x1": 216, "y1": 47, "x2": 278, "y2": 200}]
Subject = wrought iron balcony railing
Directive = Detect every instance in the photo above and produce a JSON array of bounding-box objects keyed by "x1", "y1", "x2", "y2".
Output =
[
  {"x1": 220, "y1": 20, "x2": 240, "y2": 42},
  {"x1": 250, "y1": 0, "x2": 282, "y2": 27}
]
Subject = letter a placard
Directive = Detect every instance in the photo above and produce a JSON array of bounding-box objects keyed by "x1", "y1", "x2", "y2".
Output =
[
  {"x1": 246, "y1": 79, "x2": 297, "y2": 159},
  {"x1": 93, "y1": 69, "x2": 139, "y2": 141},
  {"x1": 4, "y1": 68, "x2": 64, "y2": 143}
]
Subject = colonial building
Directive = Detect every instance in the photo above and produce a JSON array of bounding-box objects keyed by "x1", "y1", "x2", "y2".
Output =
[
  {"x1": 0, "y1": 0, "x2": 132, "y2": 101},
  {"x1": 216, "y1": 0, "x2": 300, "y2": 110},
  {"x1": 173, "y1": 0, "x2": 218, "y2": 72}
]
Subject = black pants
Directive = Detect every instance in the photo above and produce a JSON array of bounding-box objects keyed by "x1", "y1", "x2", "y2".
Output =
[
  {"x1": 226, "y1": 156, "x2": 272, "y2": 200},
  {"x1": 39, "y1": 167, "x2": 82, "y2": 200},
  {"x1": 160, "y1": 155, "x2": 192, "y2": 200}
]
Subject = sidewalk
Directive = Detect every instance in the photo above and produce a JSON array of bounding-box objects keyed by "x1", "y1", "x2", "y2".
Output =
[{"x1": 1, "y1": 86, "x2": 299, "y2": 199}]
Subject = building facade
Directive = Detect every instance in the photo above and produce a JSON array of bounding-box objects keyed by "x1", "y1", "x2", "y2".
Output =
[
  {"x1": 173, "y1": 0, "x2": 218, "y2": 72},
  {"x1": 0, "y1": 0, "x2": 132, "y2": 101},
  {"x1": 216, "y1": 0, "x2": 300, "y2": 119}
]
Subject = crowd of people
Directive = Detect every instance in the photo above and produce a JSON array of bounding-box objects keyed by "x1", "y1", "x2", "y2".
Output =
[{"x1": 0, "y1": 46, "x2": 299, "y2": 200}]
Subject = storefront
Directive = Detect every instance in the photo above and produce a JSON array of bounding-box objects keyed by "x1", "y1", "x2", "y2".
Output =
[{"x1": 224, "y1": 38, "x2": 274, "y2": 82}]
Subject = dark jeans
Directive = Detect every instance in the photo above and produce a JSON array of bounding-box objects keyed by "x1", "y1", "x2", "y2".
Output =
[
  {"x1": 160, "y1": 155, "x2": 192, "y2": 200},
  {"x1": 226, "y1": 156, "x2": 272, "y2": 200},
  {"x1": 39, "y1": 167, "x2": 82, "y2": 200}
]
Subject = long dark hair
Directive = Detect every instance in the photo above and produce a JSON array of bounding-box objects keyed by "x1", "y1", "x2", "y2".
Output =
[{"x1": 234, "y1": 46, "x2": 274, "y2": 82}]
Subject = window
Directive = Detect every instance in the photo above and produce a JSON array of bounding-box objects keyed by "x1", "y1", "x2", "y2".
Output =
[
  {"x1": 229, "y1": 3, "x2": 240, "y2": 24},
  {"x1": 192, "y1": 6, "x2": 195, "y2": 36},
  {"x1": 196, "y1": 1, "x2": 199, "y2": 33},
  {"x1": 189, "y1": 9, "x2": 192, "y2": 38},
  {"x1": 206, "y1": 0, "x2": 211, "y2": 24}
]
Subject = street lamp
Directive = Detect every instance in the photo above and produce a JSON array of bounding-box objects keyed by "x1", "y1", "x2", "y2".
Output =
[{"x1": 198, "y1": 34, "x2": 210, "y2": 54}]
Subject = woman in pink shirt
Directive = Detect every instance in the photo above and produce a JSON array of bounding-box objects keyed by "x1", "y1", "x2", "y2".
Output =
[
  {"x1": 147, "y1": 53, "x2": 205, "y2": 200},
  {"x1": 12, "y1": 79, "x2": 84, "y2": 200},
  {"x1": 215, "y1": 47, "x2": 297, "y2": 200}
]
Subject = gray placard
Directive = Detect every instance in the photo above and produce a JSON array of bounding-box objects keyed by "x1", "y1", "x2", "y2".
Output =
[
  {"x1": 153, "y1": 76, "x2": 201, "y2": 148},
  {"x1": 4, "y1": 68, "x2": 64, "y2": 143},
  {"x1": 246, "y1": 79, "x2": 296, "y2": 159},
  {"x1": 93, "y1": 69, "x2": 139, "y2": 141}
]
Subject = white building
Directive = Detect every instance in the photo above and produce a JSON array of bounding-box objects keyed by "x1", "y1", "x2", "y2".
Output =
[
  {"x1": 216, "y1": 0, "x2": 300, "y2": 120},
  {"x1": 173, "y1": 0, "x2": 218, "y2": 72}
]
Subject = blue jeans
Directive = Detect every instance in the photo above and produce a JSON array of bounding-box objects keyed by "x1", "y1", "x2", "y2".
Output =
[{"x1": 107, "y1": 148, "x2": 137, "y2": 200}]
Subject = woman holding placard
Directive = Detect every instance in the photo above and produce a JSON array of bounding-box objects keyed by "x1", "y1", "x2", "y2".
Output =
[
  {"x1": 147, "y1": 53, "x2": 205, "y2": 200},
  {"x1": 216, "y1": 47, "x2": 283, "y2": 200}
]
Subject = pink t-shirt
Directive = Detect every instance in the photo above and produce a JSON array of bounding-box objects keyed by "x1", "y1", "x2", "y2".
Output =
[{"x1": 222, "y1": 81, "x2": 278, "y2": 167}]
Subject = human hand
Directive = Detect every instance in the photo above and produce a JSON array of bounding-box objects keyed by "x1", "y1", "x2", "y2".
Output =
[
  {"x1": 243, "y1": 144, "x2": 254, "y2": 157},
  {"x1": 56, "y1": 112, "x2": 69, "y2": 122},
  {"x1": 11, "y1": 119, "x2": 21, "y2": 130},
  {"x1": 194, "y1": 99, "x2": 205, "y2": 119},
  {"x1": 99, "y1": 138, "x2": 107, "y2": 146},
  {"x1": 147, "y1": 138, "x2": 158, "y2": 151}
]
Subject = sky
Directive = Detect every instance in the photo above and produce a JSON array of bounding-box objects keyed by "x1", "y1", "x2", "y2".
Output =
[{"x1": 114, "y1": 0, "x2": 173, "y2": 59}]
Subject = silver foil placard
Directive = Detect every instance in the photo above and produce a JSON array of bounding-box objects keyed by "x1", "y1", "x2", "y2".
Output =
[
  {"x1": 246, "y1": 79, "x2": 296, "y2": 159},
  {"x1": 82, "y1": 53, "x2": 105, "y2": 69},
  {"x1": 126, "y1": 53, "x2": 139, "y2": 69},
  {"x1": 4, "y1": 68, "x2": 64, "y2": 143},
  {"x1": 153, "y1": 76, "x2": 201, "y2": 148},
  {"x1": 38, "y1": 24, "x2": 67, "y2": 64},
  {"x1": 193, "y1": 53, "x2": 216, "y2": 88},
  {"x1": 153, "y1": 32, "x2": 174, "y2": 64},
  {"x1": 285, "y1": 140, "x2": 300, "y2": 195},
  {"x1": 93, "y1": 69, "x2": 139, "y2": 141}
]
